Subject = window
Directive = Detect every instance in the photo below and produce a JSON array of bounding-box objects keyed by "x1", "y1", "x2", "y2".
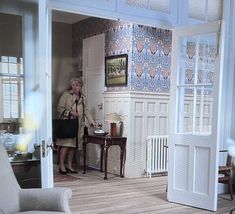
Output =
[{"x1": 0, "y1": 56, "x2": 24, "y2": 120}]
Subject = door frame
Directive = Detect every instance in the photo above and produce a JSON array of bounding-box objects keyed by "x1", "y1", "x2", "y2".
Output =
[
  {"x1": 44, "y1": 0, "x2": 234, "y2": 203},
  {"x1": 39, "y1": 0, "x2": 53, "y2": 188},
  {"x1": 3, "y1": 0, "x2": 233, "y2": 193}
]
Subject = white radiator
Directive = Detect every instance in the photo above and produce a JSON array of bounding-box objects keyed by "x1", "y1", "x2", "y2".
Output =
[{"x1": 146, "y1": 135, "x2": 168, "y2": 178}]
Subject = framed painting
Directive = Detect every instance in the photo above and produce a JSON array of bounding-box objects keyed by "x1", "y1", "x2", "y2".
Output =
[{"x1": 105, "y1": 54, "x2": 128, "y2": 87}]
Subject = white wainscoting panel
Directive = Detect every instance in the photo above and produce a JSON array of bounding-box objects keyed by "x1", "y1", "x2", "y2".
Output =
[{"x1": 103, "y1": 91, "x2": 169, "y2": 178}]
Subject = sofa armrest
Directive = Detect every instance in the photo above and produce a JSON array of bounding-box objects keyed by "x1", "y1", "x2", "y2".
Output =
[{"x1": 19, "y1": 187, "x2": 72, "y2": 213}]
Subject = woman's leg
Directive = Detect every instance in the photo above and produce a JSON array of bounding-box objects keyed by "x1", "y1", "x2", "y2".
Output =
[
  {"x1": 67, "y1": 148, "x2": 77, "y2": 172},
  {"x1": 59, "y1": 146, "x2": 69, "y2": 172}
]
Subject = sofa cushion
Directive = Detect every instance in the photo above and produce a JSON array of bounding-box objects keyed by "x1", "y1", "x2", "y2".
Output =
[{"x1": 0, "y1": 143, "x2": 20, "y2": 214}]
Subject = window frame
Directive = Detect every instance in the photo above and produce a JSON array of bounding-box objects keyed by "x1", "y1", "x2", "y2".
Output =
[{"x1": 0, "y1": 56, "x2": 24, "y2": 121}]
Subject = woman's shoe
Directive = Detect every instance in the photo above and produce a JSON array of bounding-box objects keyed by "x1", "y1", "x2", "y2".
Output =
[
  {"x1": 66, "y1": 167, "x2": 78, "y2": 173},
  {"x1": 59, "y1": 168, "x2": 68, "y2": 175}
]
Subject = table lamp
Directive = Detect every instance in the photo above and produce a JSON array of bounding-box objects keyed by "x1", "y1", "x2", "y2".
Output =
[{"x1": 106, "y1": 113, "x2": 121, "y2": 137}]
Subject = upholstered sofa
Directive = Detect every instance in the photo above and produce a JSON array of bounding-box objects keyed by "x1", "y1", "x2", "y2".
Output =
[{"x1": 0, "y1": 143, "x2": 72, "y2": 214}]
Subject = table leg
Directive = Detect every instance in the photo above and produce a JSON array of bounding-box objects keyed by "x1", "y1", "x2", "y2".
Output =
[
  {"x1": 104, "y1": 146, "x2": 108, "y2": 180},
  {"x1": 230, "y1": 207, "x2": 235, "y2": 214},
  {"x1": 100, "y1": 145, "x2": 104, "y2": 172},
  {"x1": 120, "y1": 145, "x2": 125, "y2": 178},
  {"x1": 83, "y1": 143, "x2": 87, "y2": 174}
]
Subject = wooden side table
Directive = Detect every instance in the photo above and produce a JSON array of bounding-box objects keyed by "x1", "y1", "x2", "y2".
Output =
[{"x1": 83, "y1": 135, "x2": 127, "y2": 179}]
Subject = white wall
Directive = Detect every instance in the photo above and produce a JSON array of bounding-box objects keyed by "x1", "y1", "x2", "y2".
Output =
[
  {"x1": 52, "y1": 22, "x2": 73, "y2": 119},
  {"x1": 0, "y1": 13, "x2": 22, "y2": 57}
]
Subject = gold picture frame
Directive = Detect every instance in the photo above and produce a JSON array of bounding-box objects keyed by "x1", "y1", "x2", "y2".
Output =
[{"x1": 105, "y1": 54, "x2": 128, "y2": 87}]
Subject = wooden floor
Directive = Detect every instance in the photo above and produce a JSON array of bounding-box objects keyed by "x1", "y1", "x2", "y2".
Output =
[{"x1": 55, "y1": 169, "x2": 235, "y2": 214}]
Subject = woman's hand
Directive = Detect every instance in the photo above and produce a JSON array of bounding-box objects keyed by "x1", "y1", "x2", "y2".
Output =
[{"x1": 69, "y1": 111, "x2": 79, "y2": 119}]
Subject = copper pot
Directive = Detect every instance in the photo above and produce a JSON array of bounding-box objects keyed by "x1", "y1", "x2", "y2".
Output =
[{"x1": 110, "y1": 121, "x2": 123, "y2": 137}]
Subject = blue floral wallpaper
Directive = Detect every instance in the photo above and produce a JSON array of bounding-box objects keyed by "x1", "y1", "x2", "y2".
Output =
[
  {"x1": 72, "y1": 17, "x2": 172, "y2": 93},
  {"x1": 132, "y1": 25, "x2": 171, "y2": 92}
]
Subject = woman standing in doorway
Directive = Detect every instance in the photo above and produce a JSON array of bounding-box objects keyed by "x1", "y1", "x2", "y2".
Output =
[{"x1": 56, "y1": 77, "x2": 95, "y2": 174}]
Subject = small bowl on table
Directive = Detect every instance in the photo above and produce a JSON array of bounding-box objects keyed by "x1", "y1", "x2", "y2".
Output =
[{"x1": 93, "y1": 130, "x2": 109, "y2": 136}]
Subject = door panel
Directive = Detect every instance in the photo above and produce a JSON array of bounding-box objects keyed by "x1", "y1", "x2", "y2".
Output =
[
  {"x1": 168, "y1": 22, "x2": 221, "y2": 211},
  {"x1": 83, "y1": 34, "x2": 105, "y2": 169},
  {"x1": 83, "y1": 34, "x2": 105, "y2": 124}
]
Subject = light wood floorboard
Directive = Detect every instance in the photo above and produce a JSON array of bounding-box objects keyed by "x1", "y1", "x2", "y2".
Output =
[{"x1": 55, "y1": 169, "x2": 235, "y2": 214}]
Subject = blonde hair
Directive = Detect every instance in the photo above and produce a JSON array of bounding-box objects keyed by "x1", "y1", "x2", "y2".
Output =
[{"x1": 70, "y1": 77, "x2": 83, "y2": 87}]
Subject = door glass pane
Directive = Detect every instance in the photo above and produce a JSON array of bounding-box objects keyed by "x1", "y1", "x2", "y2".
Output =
[
  {"x1": 177, "y1": 87, "x2": 193, "y2": 133},
  {"x1": 1, "y1": 62, "x2": 8, "y2": 74},
  {"x1": 177, "y1": 32, "x2": 216, "y2": 135},
  {"x1": 198, "y1": 43, "x2": 216, "y2": 84},
  {"x1": 9, "y1": 62, "x2": 17, "y2": 74},
  {"x1": 195, "y1": 86, "x2": 213, "y2": 133},
  {"x1": 1, "y1": 76, "x2": 23, "y2": 119},
  {"x1": 179, "y1": 40, "x2": 196, "y2": 85},
  {"x1": 19, "y1": 58, "x2": 23, "y2": 75},
  {"x1": 0, "y1": 13, "x2": 24, "y2": 157},
  {"x1": 3, "y1": 100, "x2": 10, "y2": 118},
  {"x1": 1, "y1": 1, "x2": 42, "y2": 188}
]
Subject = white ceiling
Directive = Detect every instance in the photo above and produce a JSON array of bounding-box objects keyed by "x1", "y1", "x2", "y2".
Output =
[{"x1": 52, "y1": 10, "x2": 89, "y2": 24}]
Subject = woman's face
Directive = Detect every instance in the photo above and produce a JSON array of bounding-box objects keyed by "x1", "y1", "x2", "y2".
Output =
[{"x1": 71, "y1": 81, "x2": 81, "y2": 95}]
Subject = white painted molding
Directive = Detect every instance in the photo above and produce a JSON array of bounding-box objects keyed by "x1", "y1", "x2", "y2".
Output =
[
  {"x1": 218, "y1": 0, "x2": 235, "y2": 150},
  {"x1": 103, "y1": 91, "x2": 170, "y2": 99},
  {"x1": 48, "y1": 0, "x2": 174, "y2": 29}
]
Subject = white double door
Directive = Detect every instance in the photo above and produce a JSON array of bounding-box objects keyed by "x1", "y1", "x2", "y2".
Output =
[
  {"x1": 38, "y1": 4, "x2": 223, "y2": 212},
  {"x1": 168, "y1": 22, "x2": 222, "y2": 211},
  {"x1": 39, "y1": 11, "x2": 223, "y2": 212}
]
